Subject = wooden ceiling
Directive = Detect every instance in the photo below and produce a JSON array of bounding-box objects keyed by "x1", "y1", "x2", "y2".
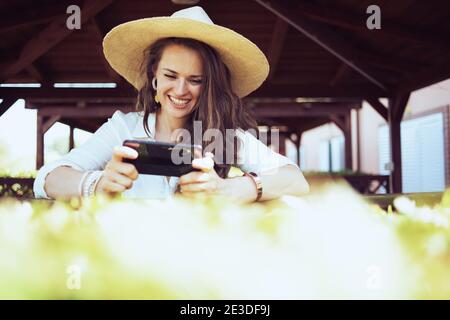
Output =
[{"x1": 0, "y1": 0, "x2": 449, "y2": 132}]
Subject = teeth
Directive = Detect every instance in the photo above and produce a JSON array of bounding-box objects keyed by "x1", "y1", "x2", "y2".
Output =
[{"x1": 169, "y1": 96, "x2": 190, "y2": 105}]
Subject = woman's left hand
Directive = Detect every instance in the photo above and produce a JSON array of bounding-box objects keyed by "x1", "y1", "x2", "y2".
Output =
[{"x1": 178, "y1": 152, "x2": 225, "y2": 195}]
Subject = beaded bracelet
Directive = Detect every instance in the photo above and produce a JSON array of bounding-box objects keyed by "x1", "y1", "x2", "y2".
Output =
[
  {"x1": 82, "y1": 171, "x2": 103, "y2": 197},
  {"x1": 78, "y1": 171, "x2": 92, "y2": 197}
]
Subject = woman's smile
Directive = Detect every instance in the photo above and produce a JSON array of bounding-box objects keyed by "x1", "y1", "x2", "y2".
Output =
[{"x1": 167, "y1": 95, "x2": 192, "y2": 109}]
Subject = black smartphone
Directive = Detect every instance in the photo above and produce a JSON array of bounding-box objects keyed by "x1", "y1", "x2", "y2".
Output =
[{"x1": 122, "y1": 139, "x2": 202, "y2": 177}]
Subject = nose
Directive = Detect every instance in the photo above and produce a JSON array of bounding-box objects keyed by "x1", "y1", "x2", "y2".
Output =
[{"x1": 174, "y1": 78, "x2": 188, "y2": 96}]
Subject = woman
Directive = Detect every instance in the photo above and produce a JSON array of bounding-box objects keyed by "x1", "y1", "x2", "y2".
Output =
[{"x1": 33, "y1": 6, "x2": 309, "y2": 202}]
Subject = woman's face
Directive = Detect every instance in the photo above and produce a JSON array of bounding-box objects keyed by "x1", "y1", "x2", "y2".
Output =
[{"x1": 154, "y1": 44, "x2": 203, "y2": 120}]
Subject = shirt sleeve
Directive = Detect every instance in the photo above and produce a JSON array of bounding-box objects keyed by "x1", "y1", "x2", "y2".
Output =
[
  {"x1": 33, "y1": 110, "x2": 138, "y2": 199},
  {"x1": 236, "y1": 129, "x2": 299, "y2": 174}
]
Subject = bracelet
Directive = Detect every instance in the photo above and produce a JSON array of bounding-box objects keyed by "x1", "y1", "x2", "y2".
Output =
[
  {"x1": 82, "y1": 171, "x2": 103, "y2": 197},
  {"x1": 78, "y1": 171, "x2": 92, "y2": 197},
  {"x1": 244, "y1": 171, "x2": 263, "y2": 201}
]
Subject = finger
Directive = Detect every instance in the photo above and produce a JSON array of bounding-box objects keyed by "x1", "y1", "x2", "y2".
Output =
[
  {"x1": 192, "y1": 154, "x2": 214, "y2": 172},
  {"x1": 104, "y1": 181, "x2": 126, "y2": 194},
  {"x1": 108, "y1": 171, "x2": 134, "y2": 189},
  {"x1": 179, "y1": 172, "x2": 210, "y2": 185},
  {"x1": 112, "y1": 145, "x2": 138, "y2": 162},
  {"x1": 193, "y1": 147, "x2": 203, "y2": 159},
  {"x1": 180, "y1": 182, "x2": 211, "y2": 193},
  {"x1": 114, "y1": 162, "x2": 139, "y2": 180}
]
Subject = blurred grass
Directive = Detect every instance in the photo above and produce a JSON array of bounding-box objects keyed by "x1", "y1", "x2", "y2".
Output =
[{"x1": 0, "y1": 184, "x2": 449, "y2": 299}]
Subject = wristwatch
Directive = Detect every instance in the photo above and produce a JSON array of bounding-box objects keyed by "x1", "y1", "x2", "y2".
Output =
[{"x1": 244, "y1": 171, "x2": 263, "y2": 201}]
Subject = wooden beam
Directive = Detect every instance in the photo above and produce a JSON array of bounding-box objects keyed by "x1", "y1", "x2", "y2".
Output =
[
  {"x1": 254, "y1": 102, "x2": 360, "y2": 118},
  {"x1": 272, "y1": 118, "x2": 329, "y2": 133},
  {"x1": 42, "y1": 115, "x2": 61, "y2": 133},
  {"x1": 329, "y1": 63, "x2": 349, "y2": 86},
  {"x1": 255, "y1": 117, "x2": 283, "y2": 127},
  {"x1": 392, "y1": 91, "x2": 411, "y2": 122},
  {"x1": 254, "y1": 0, "x2": 388, "y2": 91},
  {"x1": 91, "y1": 17, "x2": 123, "y2": 83},
  {"x1": 0, "y1": 2, "x2": 73, "y2": 34},
  {"x1": 0, "y1": 98, "x2": 17, "y2": 117},
  {"x1": 26, "y1": 97, "x2": 135, "y2": 105},
  {"x1": 38, "y1": 106, "x2": 134, "y2": 118},
  {"x1": 397, "y1": 60, "x2": 450, "y2": 94},
  {"x1": 25, "y1": 63, "x2": 47, "y2": 84},
  {"x1": 267, "y1": 18, "x2": 289, "y2": 80},
  {"x1": 253, "y1": 84, "x2": 386, "y2": 98},
  {"x1": 59, "y1": 118, "x2": 100, "y2": 133},
  {"x1": 365, "y1": 98, "x2": 388, "y2": 121},
  {"x1": 0, "y1": 0, "x2": 115, "y2": 82},
  {"x1": 1, "y1": 87, "x2": 135, "y2": 100},
  {"x1": 296, "y1": 2, "x2": 450, "y2": 51},
  {"x1": 0, "y1": 84, "x2": 386, "y2": 99},
  {"x1": 329, "y1": 114, "x2": 345, "y2": 132}
]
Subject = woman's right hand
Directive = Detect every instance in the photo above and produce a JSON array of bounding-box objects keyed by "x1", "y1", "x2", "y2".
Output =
[{"x1": 95, "y1": 146, "x2": 139, "y2": 196}]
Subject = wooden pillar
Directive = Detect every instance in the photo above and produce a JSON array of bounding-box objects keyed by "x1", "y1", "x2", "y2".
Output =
[
  {"x1": 388, "y1": 92, "x2": 410, "y2": 193},
  {"x1": 296, "y1": 130, "x2": 304, "y2": 167},
  {"x1": 343, "y1": 113, "x2": 352, "y2": 170},
  {"x1": 388, "y1": 99, "x2": 402, "y2": 193},
  {"x1": 279, "y1": 132, "x2": 287, "y2": 156},
  {"x1": 36, "y1": 114, "x2": 44, "y2": 170},
  {"x1": 35, "y1": 111, "x2": 61, "y2": 170},
  {"x1": 69, "y1": 126, "x2": 75, "y2": 151},
  {"x1": 356, "y1": 108, "x2": 362, "y2": 172}
]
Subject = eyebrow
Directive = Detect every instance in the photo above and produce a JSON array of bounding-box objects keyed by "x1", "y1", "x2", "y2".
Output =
[{"x1": 163, "y1": 68, "x2": 202, "y2": 78}]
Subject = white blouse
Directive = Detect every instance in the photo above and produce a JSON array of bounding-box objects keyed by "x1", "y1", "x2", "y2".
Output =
[{"x1": 33, "y1": 110, "x2": 297, "y2": 199}]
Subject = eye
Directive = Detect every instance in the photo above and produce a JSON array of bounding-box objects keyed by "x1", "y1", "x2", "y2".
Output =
[
  {"x1": 190, "y1": 79, "x2": 202, "y2": 85},
  {"x1": 164, "y1": 74, "x2": 176, "y2": 79}
]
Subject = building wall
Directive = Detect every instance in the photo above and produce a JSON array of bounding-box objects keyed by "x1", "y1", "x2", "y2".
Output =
[
  {"x1": 300, "y1": 79, "x2": 450, "y2": 176},
  {"x1": 300, "y1": 123, "x2": 342, "y2": 171}
]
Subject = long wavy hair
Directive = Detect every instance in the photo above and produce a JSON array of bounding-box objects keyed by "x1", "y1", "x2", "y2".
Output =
[{"x1": 135, "y1": 37, "x2": 257, "y2": 178}]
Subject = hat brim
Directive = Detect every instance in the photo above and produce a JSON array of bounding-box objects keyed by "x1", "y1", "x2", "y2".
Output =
[{"x1": 103, "y1": 17, "x2": 269, "y2": 98}]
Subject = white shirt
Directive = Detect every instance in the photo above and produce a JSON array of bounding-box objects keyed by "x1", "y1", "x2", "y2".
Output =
[{"x1": 33, "y1": 110, "x2": 296, "y2": 199}]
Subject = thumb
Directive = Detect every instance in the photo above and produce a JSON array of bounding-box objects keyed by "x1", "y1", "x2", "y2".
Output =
[{"x1": 192, "y1": 152, "x2": 214, "y2": 172}]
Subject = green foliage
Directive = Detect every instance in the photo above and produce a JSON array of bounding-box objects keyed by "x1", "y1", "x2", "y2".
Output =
[{"x1": 0, "y1": 169, "x2": 36, "y2": 178}]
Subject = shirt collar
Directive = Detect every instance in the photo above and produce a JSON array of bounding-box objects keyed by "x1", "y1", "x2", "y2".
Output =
[{"x1": 131, "y1": 112, "x2": 156, "y2": 140}]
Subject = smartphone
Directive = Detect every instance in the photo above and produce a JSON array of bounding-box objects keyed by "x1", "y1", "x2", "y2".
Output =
[{"x1": 122, "y1": 139, "x2": 202, "y2": 177}]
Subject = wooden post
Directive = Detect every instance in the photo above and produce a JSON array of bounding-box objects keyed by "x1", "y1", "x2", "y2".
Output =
[
  {"x1": 388, "y1": 99, "x2": 402, "y2": 193},
  {"x1": 279, "y1": 132, "x2": 287, "y2": 156},
  {"x1": 343, "y1": 113, "x2": 352, "y2": 170},
  {"x1": 295, "y1": 130, "x2": 304, "y2": 167},
  {"x1": 36, "y1": 114, "x2": 44, "y2": 169},
  {"x1": 69, "y1": 126, "x2": 75, "y2": 151},
  {"x1": 35, "y1": 111, "x2": 60, "y2": 170},
  {"x1": 388, "y1": 92, "x2": 410, "y2": 193}
]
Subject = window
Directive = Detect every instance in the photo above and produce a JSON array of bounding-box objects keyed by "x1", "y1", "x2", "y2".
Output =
[{"x1": 378, "y1": 113, "x2": 445, "y2": 192}]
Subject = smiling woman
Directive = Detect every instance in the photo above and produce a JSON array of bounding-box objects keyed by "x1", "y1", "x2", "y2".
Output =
[
  {"x1": 33, "y1": 6, "x2": 310, "y2": 202},
  {"x1": 137, "y1": 37, "x2": 258, "y2": 179}
]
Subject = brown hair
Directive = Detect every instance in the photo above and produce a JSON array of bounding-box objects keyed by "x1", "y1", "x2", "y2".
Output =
[{"x1": 135, "y1": 37, "x2": 257, "y2": 178}]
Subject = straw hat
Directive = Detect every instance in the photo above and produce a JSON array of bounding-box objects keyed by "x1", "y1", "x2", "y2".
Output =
[{"x1": 103, "y1": 6, "x2": 269, "y2": 98}]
